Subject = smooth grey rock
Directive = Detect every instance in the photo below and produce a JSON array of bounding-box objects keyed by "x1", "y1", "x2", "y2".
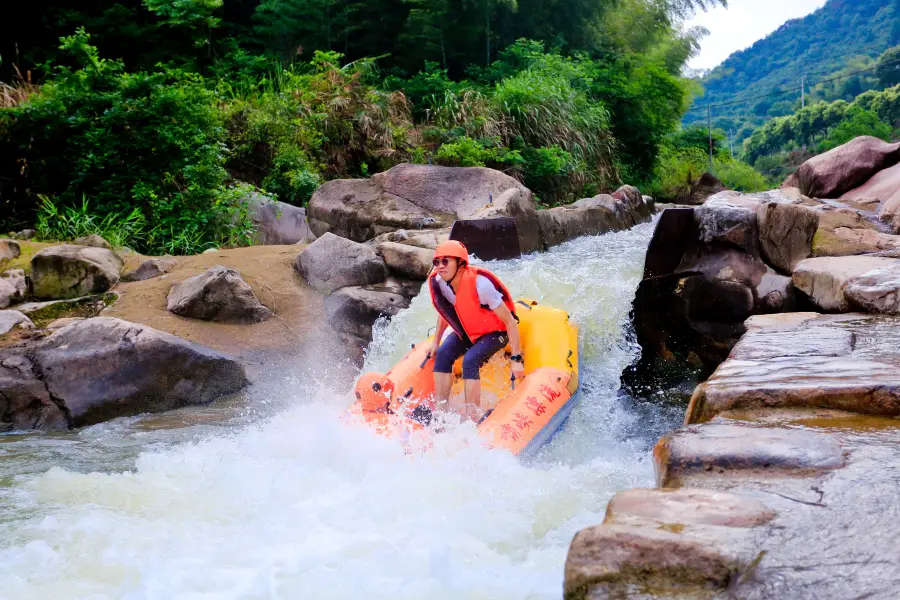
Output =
[
  {"x1": 324, "y1": 284, "x2": 411, "y2": 340},
  {"x1": 792, "y1": 256, "x2": 898, "y2": 312},
  {"x1": 295, "y1": 233, "x2": 388, "y2": 294},
  {"x1": 845, "y1": 262, "x2": 900, "y2": 314},
  {"x1": 376, "y1": 241, "x2": 433, "y2": 279},
  {"x1": 124, "y1": 258, "x2": 177, "y2": 282},
  {"x1": 0, "y1": 310, "x2": 34, "y2": 335},
  {"x1": 0, "y1": 352, "x2": 67, "y2": 430},
  {"x1": 0, "y1": 239, "x2": 21, "y2": 261},
  {"x1": 248, "y1": 192, "x2": 316, "y2": 245},
  {"x1": 31, "y1": 317, "x2": 248, "y2": 428},
  {"x1": 73, "y1": 234, "x2": 112, "y2": 249},
  {"x1": 31, "y1": 245, "x2": 123, "y2": 300},
  {"x1": 167, "y1": 266, "x2": 273, "y2": 324}
]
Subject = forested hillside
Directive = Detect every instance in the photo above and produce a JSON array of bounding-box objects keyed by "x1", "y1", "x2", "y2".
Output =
[
  {"x1": 687, "y1": 0, "x2": 900, "y2": 138},
  {"x1": 0, "y1": 0, "x2": 726, "y2": 252}
]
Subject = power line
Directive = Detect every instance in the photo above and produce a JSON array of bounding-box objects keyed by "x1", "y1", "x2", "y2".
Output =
[{"x1": 685, "y1": 56, "x2": 900, "y2": 114}]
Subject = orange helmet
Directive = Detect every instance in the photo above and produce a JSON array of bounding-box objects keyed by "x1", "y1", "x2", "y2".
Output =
[{"x1": 434, "y1": 240, "x2": 469, "y2": 265}]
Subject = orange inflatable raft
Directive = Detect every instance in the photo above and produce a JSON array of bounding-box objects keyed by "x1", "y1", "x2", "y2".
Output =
[{"x1": 349, "y1": 298, "x2": 580, "y2": 456}]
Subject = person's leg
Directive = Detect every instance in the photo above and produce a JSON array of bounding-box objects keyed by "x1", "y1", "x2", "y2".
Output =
[
  {"x1": 460, "y1": 331, "x2": 509, "y2": 418},
  {"x1": 433, "y1": 332, "x2": 468, "y2": 412}
]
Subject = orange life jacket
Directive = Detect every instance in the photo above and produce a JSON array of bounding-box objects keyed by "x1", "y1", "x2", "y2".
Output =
[{"x1": 429, "y1": 266, "x2": 517, "y2": 343}]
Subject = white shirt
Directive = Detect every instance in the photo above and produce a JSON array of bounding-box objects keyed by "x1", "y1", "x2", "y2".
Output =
[{"x1": 435, "y1": 274, "x2": 504, "y2": 310}]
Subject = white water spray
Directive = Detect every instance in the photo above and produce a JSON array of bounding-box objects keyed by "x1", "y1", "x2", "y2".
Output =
[{"x1": 0, "y1": 221, "x2": 679, "y2": 599}]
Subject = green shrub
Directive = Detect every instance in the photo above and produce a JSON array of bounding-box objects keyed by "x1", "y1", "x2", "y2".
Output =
[
  {"x1": 820, "y1": 106, "x2": 892, "y2": 151},
  {"x1": 713, "y1": 158, "x2": 771, "y2": 192},
  {"x1": 35, "y1": 195, "x2": 147, "y2": 250},
  {"x1": 645, "y1": 146, "x2": 707, "y2": 201},
  {"x1": 0, "y1": 28, "x2": 249, "y2": 253}
]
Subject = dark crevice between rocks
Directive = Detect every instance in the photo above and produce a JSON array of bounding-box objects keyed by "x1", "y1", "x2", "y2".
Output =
[{"x1": 25, "y1": 349, "x2": 74, "y2": 430}]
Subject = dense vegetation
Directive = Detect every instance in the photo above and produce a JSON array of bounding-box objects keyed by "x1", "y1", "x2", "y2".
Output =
[
  {"x1": 0, "y1": 0, "x2": 727, "y2": 252},
  {"x1": 687, "y1": 0, "x2": 900, "y2": 142}
]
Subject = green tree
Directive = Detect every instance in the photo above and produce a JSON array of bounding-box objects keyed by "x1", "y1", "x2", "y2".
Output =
[
  {"x1": 821, "y1": 105, "x2": 892, "y2": 150},
  {"x1": 876, "y1": 45, "x2": 900, "y2": 89}
]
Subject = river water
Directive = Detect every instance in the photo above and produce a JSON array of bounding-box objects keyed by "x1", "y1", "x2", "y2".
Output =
[{"x1": 0, "y1": 221, "x2": 682, "y2": 599}]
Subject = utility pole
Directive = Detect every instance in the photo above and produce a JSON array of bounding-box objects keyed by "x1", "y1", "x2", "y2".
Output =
[
  {"x1": 707, "y1": 106, "x2": 714, "y2": 173},
  {"x1": 801, "y1": 73, "x2": 806, "y2": 109}
]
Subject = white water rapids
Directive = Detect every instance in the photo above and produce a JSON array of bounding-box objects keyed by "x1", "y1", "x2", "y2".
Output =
[{"x1": 0, "y1": 221, "x2": 682, "y2": 599}]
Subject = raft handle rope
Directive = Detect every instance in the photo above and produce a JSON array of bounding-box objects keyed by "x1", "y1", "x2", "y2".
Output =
[{"x1": 567, "y1": 350, "x2": 574, "y2": 369}]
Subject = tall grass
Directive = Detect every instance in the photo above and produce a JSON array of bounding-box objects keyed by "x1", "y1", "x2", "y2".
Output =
[
  {"x1": 35, "y1": 195, "x2": 147, "y2": 250},
  {"x1": 0, "y1": 66, "x2": 40, "y2": 108}
]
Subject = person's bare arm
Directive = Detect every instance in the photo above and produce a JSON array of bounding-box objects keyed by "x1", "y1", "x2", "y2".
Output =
[
  {"x1": 430, "y1": 316, "x2": 448, "y2": 358},
  {"x1": 494, "y1": 304, "x2": 525, "y2": 379}
]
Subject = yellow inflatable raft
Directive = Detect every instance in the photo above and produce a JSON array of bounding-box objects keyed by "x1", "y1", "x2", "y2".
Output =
[{"x1": 349, "y1": 298, "x2": 580, "y2": 456}]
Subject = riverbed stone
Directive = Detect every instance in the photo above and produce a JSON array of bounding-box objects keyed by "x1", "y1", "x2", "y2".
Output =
[
  {"x1": 167, "y1": 266, "x2": 274, "y2": 324},
  {"x1": 563, "y1": 523, "x2": 743, "y2": 599},
  {"x1": 31, "y1": 317, "x2": 248, "y2": 428},
  {"x1": 605, "y1": 488, "x2": 776, "y2": 528},
  {"x1": 0, "y1": 353, "x2": 68, "y2": 430},
  {"x1": 324, "y1": 283, "x2": 411, "y2": 340},
  {"x1": 694, "y1": 196, "x2": 759, "y2": 252},
  {"x1": 756, "y1": 201, "x2": 818, "y2": 273},
  {"x1": 686, "y1": 314, "x2": 900, "y2": 423},
  {"x1": 375, "y1": 241, "x2": 433, "y2": 279},
  {"x1": 31, "y1": 245, "x2": 123, "y2": 300},
  {"x1": 844, "y1": 262, "x2": 900, "y2": 314},
  {"x1": 0, "y1": 239, "x2": 21, "y2": 262},
  {"x1": 0, "y1": 310, "x2": 34, "y2": 335},
  {"x1": 810, "y1": 207, "x2": 889, "y2": 257},
  {"x1": 124, "y1": 258, "x2": 177, "y2": 282},
  {"x1": 537, "y1": 196, "x2": 621, "y2": 248},
  {"x1": 792, "y1": 256, "x2": 897, "y2": 312},
  {"x1": 654, "y1": 422, "x2": 846, "y2": 488},
  {"x1": 295, "y1": 232, "x2": 388, "y2": 294}
]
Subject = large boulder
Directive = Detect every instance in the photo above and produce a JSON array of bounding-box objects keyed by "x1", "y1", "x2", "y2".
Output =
[
  {"x1": 308, "y1": 164, "x2": 542, "y2": 253},
  {"x1": 248, "y1": 192, "x2": 316, "y2": 245},
  {"x1": 0, "y1": 352, "x2": 67, "y2": 430},
  {"x1": 324, "y1": 283, "x2": 412, "y2": 340},
  {"x1": 295, "y1": 232, "x2": 388, "y2": 294},
  {"x1": 783, "y1": 136, "x2": 900, "y2": 199},
  {"x1": 792, "y1": 256, "x2": 898, "y2": 312},
  {"x1": 31, "y1": 245, "x2": 123, "y2": 300},
  {"x1": 375, "y1": 241, "x2": 433, "y2": 280},
  {"x1": 686, "y1": 172, "x2": 727, "y2": 205},
  {"x1": 8, "y1": 317, "x2": 249, "y2": 428},
  {"x1": 536, "y1": 195, "x2": 618, "y2": 248},
  {"x1": 844, "y1": 262, "x2": 900, "y2": 314},
  {"x1": 840, "y1": 161, "x2": 900, "y2": 205},
  {"x1": 756, "y1": 202, "x2": 819, "y2": 273},
  {"x1": 167, "y1": 266, "x2": 274, "y2": 324},
  {"x1": 0, "y1": 239, "x2": 21, "y2": 262}
]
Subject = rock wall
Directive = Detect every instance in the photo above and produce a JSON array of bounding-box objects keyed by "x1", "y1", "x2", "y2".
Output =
[{"x1": 566, "y1": 312, "x2": 900, "y2": 599}]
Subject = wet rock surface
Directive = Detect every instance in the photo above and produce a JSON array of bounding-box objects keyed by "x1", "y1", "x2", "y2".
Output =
[
  {"x1": 844, "y1": 262, "x2": 900, "y2": 314},
  {"x1": 324, "y1": 282, "x2": 412, "y2": 341},
  {"x1": 654, "y1": 422, "x2": 846, "y2": 487},
  {"x1": 166, "y1": 266, "x2": 274, "y2": 324}
]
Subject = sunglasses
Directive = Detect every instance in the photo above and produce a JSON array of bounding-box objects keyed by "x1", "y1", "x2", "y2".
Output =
[{"x1": 432, "y1": 257, "x2": 453, "y2": 267}]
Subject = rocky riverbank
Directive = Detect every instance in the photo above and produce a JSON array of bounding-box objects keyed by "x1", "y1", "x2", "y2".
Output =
[
  {"x1": 1, "y1": 163, "x2": 655, "y2": 432},
  {"x1": 566, "y1": 136, "x2": 900, "y2": 599}
]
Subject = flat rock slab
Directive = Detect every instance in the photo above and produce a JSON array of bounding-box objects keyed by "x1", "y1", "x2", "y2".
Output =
[
  {"x1": 792, "y1": 256, "x2": 897, "y2": 311},
  {"x1": 728, "y1": 326, "x2": 854, "y2": 361},
  {"x1": 845, "y1": 262, "x2": 900, "y2": 314},
  {"x1": 606, "y1": 488, "x2": 776, "y2": 528},
  {"x1": 654, "y1": 422, "x2": 846, "y2": 487}
]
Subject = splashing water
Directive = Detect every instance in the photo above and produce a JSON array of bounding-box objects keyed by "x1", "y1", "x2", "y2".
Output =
[{"x1": 0, "y1": 221, "x2": 681, "y2": 599}]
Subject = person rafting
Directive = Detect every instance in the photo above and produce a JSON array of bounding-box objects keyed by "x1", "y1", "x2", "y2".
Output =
[{"x1": 428, "y1": 240, "x2": 525, "y2": 421}]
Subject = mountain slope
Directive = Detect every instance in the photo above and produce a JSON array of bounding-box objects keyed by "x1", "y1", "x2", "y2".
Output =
[{"x1": 687, "y1": 0, "x2": 899, "y2": 130}]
